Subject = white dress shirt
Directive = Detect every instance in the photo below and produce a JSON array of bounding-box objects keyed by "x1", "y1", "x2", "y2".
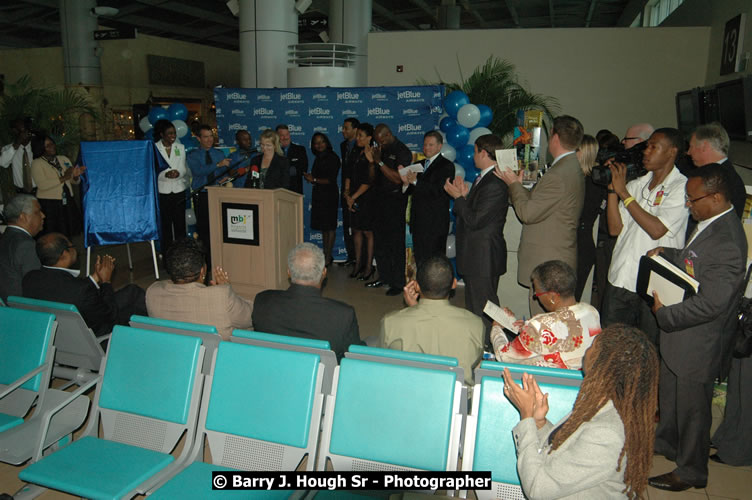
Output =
[{"x1": 0, "y1": 142, "x2": 36, "y2": 188}]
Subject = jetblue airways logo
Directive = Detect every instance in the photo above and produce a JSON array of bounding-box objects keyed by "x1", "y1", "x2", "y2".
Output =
[
  {"x1": 367, "y1": 107, "x2": 391, "y2": 117},
  {"x1": 256, "y1": 94, "x2": 271, "y2": 101},
  {"x1": 313, "y1": 126, "x2": 328, "y2": 133},
  {"x1": 337, "y1": 91, "x2": 360, "y2": 101},
  {"x1": 402, "y1": 108, "x2": 420, "y2": 116},
  {"x1": 398, "y1": 124, "x2": 422, "y2": 134},
  {"x1": 398, "y1": 90, "x2": 421, "y2": 100},
  {"x1": 289, "y1": 125, "x2": 302, "y2": 132},
  {"x1": 342, "y1": 109, "x2": 357, "y2": 116},
  {"x1": 280, "y1": 91, "x2": 302, "y2": 101},
  {"x1": 312, "y1": 93, "x2": 327, "y2": 100},
  {"x1": 228, "y1": 123, "x2": 247, "y2": 131},
  {"x1": 227, "y1": 92, "x2": 247, "y2": 100},
  {"x1": 284, "y1": 109, "x2": 299, "y2": 116},
  {"x1": 371, "y1": 93, "x2": 387, "y2": 100},
  {"x1": 253, "y1": 108, "x2": 275, "y2": 116},
  {"x1": 231, "y1": 109, "x2": 245, "y2": 116},
  {"x1": 309, "y1": 107, "x2": 331, "y2": 116}
]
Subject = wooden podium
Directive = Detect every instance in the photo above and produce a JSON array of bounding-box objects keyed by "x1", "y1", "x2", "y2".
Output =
[{"x1": 207, "y1": 186, "x2": 303, "y2": 302}]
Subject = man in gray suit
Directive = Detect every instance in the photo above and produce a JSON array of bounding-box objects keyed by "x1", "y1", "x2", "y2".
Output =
[
  {"x1": 498, "y1": 115, "x2": 585, "y2": 315},
  {"x1": 648, "y1": 165, "x2": 747, "y2": 491},
  {"x1": 0, "y1": 194, "x2": 44, "y2": 302}
]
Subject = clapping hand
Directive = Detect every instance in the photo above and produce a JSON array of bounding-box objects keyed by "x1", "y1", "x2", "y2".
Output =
[
  {"x1": 210, "y1": 266, "x2": 230, "y2": 286},
  {"x1": 501, "y1": 368, "x2": 549, "y2": 429},
  {"x1": 165, "y1": 169, "x2": 180, "y2": 179},
  {"x1": 403, "y1": 280, "x2": 420, "y2": 307},
  {"x1": 444, "y1": 176, "x2": 468, "y2": 199},
  {"x1": 495, "y1": 167, "x2": 524, "y2": 186},
  {"x1": 94, "y1": 254, "x2": 116, "y2": 284}
]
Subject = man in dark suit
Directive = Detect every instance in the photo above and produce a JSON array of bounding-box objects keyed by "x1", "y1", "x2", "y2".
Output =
[
  {"x1": 687, "y1": 122, "x2": 746, "y2": 217},
  {"x1": 22, "y1": 233, "x2": 147, "y2": 336},
  {"x1": 338, "y1": 117, "x2": 361, "y2": 266},
  {"x1": 403, "y1": 130, "x2": 455, "y2": 267},
  {"x1": 276, "y1": 124, "x2": 309, "y2": 194},
  {"x1": 252, "y1": 242, "x2": 363, "y2": 361},
  {"x1": 647, "y1": 165, "x2": 747, "y2": 491},
  {"x1": 444, "y1": 134, "x2": 509, "y2": 342},
  {"x1": 0, "y1": 194, "x2": 44, "y2": 302}
]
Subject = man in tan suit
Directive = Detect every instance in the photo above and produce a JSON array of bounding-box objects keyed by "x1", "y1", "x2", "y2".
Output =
[
  {"x1": 146, "y1": 237, "x2": 252, "y2": 340},
  {"x1": 498, "y1": 115, "x2": 585, "y2": 315}
]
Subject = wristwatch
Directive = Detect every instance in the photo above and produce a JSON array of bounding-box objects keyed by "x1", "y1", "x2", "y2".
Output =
[{"x1": 378, "y1": 161, "x2": 385, "y2": 167}]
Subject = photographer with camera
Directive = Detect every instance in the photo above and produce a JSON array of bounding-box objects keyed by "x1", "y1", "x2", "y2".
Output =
[{"x1": 601, "y1": 128, "x2": 689, "y2": 345}]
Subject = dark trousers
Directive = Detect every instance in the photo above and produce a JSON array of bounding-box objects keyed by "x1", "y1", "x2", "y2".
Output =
[
  {"x1": 158, "y1": 190, "x2": 187, "y2": 255},
  {"x1": 575, "y1": 226, "x2": 595, "y2": 301},
  {"x1": 655, "y1": 359, "x2": 713, "y2": 485},
  {"x1": 465, "y1": 273, "x2": 500, "y2": 345},
  {"x1": 593, "y1": 235, "x2": 617, "y2": 312},
  {"x1": 600, "y1": 283, "x2": 660, "y2": 345},
  {"x1": 195, "y1": 190, "x2": 212, "y2": 269},
  {"x1": 412, "y1": 227, "x2": 448, "y2": 269},
  {"x1": 114, "y1": 284, "x2": 148, "y2": 328},
  {"x1": 712, "y1": 356, "x2": 752, "y2": 465},
  {"x1": 374, "y1": 194, "x2": 407, "y2": 289},
  {"x1": 341, "y1": 193, "x2": 355, "y2": 261}
]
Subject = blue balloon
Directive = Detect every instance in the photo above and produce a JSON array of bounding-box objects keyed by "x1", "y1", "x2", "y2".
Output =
[
  {"x1": 167, "y1": 103, "x2": 188, "y2": 122},
  {"x1": 144, "y1": 129, "x2": 154, "y2": 141},
  {"x1": 465, "y1": 167, "x2": 480, "y2": 183},
  {"x1": 477, "y1": 104, "x2": 493, "y2": 128},
  {"x1": 446, "y1": 123, "x2": 470, "y2": 149},
  {"x1": 444, "y1": 90, "x2": 470, "y2": 119},
  {"x1": 456, "y1": 144, "x2": 475, "y2": 169},
  {"x1": 148, "y1": 106, "x2": 168, "y2": 125},
  {"x1": 439, "y1": 116, "x2": 457, "y2": 133}
]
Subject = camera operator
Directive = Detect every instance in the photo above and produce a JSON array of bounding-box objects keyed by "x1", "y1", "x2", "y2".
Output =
[{"x1": 601, "y1": 128, "x2": 689, "y2": 345}]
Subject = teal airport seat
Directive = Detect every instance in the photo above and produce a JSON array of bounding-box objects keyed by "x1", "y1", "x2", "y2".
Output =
[
  {"x1": 316, "y1": 355, "x2": 463, "y2": 477},
  {"x1": 17, "y1": 326, "x2": 205, "y2": 500},
  {"x1": 148, "y1": 340, "x2": 324, "y2": 499},
  {"x1": 7, "y1": 296, "x2": 106, "y2": 386},
  {"x1": 459, "y1": 361, "x2": 582, "y2": 500},
  {"x1": 0, "y1": 307, "x2": 91, "y2": 466},
  {"x1": 130, "y1": 314, "x2": 220, "y2": 375},
  {"x1": 232, "y1": 329, "x2": 337, "y2": 395}
]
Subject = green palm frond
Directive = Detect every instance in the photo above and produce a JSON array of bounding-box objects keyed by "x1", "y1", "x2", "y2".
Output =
[{"x1": 419, "y1": 56, "x2": 559, "y2": 143}]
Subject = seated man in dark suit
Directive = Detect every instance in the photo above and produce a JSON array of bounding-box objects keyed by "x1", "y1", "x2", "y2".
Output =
[
  {"x1": 252, "y1": 242, "x2": 363, "y2": 360},
  {"x1": 0, "y1": 194, "x2": 44, "y2": 302},
  {"x1": 22, "y1": 232, "x2": 147, "y2": 336}
]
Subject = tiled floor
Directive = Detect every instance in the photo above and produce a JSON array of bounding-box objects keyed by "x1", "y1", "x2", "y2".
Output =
[{"x1": 2, "y1": 239, "x2": 751, "y2": 498}]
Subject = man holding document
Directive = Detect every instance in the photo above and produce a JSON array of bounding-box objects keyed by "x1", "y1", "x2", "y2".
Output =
[{"x1": 647, "y1": 165, "x2": 747, "y2": 492}]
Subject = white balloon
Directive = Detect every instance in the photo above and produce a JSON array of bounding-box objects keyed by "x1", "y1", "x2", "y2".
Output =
[
  {"x1": 468, "y1": 126, "x2": 492, "y2": 145},
  {"x1": 440, "y1": 143, "x2": 457, "y2": 162},
  {"x1": 453, "y1": 163, "x2": 465, "y2": 180},
  {"x1": 185, "y1": 207, "x2": 197, "y2": 226},
  {"x1": 456, "y1": 103, "x2": 481, "y2": 128},
  {"x1": 445, "y1": 234, "x2": 457, "y2": 259},
  {"x1": 172, "y1": 119, "x2": 189, "y2": 138},
  {"x1": 139, "y1": 116, "x2": 152, "y2": 133}
]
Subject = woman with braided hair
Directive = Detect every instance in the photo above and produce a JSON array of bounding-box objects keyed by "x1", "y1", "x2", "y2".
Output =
[{"x1": 502, "y1": 324, "x2": 659, "y2": 499}]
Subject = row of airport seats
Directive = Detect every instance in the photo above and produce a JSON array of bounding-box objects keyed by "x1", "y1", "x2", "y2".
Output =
[{"x1": 1, "y1": 301, "x2": 582, "y2": 500}]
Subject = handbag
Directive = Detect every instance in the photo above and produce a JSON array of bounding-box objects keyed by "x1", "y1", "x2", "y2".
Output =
[{"x1": 732, "y1": 264, "x2": 752, "y2": 358}]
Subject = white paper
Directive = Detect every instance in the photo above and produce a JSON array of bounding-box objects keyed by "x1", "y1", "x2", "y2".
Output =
[
  {"x1": 483, "y1": 300, "x2": 520, "y2": 334},
  {"x1": 647, "y1": 271, "x2": 686, "y2": 306},
  {"x1": 495, "y1": 149, "x2": 518, "y2": 172},
  {"x1": 399, "y1": 163, "x2": 425, "y2": 176}
]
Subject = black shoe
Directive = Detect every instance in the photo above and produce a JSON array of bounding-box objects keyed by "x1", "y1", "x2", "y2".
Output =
[
  {"x1": 350, "y1": 266, "x2": 364, "y2": 278},
  {"x1": 364, "y1": 278, "x2": 384, "y2": 287},
  {"x1": 648, "y1": 472, "x2": 705, "y2": 491},
  {"x1": 709, "y1": 454, "x2": 727, "y2": 464},
  {"x1": 385, "y1": 287, "x2": 402, "y2": 296}
]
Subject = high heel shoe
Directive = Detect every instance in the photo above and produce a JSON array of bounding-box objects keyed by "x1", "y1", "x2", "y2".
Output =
[
  {"x1": 350, "y1": 265, "x2": 364, "y2": 278},
  {"x1": 358, "y1": 268, "x2": 375, "y2": 281}
]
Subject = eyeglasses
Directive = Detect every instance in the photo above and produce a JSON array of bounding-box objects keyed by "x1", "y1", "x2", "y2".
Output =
[
  {"x1": 685, "y1": 193, "x2": 713, "y2": 204},
  {"x1": 533, "y1": 290, "x2": 557, "y2": 298}
]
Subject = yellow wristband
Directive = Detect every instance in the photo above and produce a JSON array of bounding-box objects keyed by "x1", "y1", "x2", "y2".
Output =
[{"x1": 623, "y1": 196, "x2": 635, "y2": 208}]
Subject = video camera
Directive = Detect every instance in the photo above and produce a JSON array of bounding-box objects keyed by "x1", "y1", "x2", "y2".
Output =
[{"x1": 591, "y1": 141, "x2": 648, "y2": 187}]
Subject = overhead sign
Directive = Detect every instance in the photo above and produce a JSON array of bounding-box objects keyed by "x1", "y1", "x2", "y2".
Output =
[{"x1": 93, "y1": 27, "x2": 137, "y2": 41}]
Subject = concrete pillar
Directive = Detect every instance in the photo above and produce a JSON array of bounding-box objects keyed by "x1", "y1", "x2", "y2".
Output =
[
  {"x1": 329, "y1": 0, "x2": 371, "y2": 86},
  {"x1": 59, "y1": 0, "x2": 101, "y2": 86},
  {"x1": 239, "y1": 0, "x2": 298, "y2": 88}
]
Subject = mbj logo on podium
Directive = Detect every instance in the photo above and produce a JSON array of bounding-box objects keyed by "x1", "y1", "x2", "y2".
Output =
[
  {"x1": 230, "y1": 214, "x2": 247, "y2": 225},
  {"x1": 223, "y1": 204, "x2": 259, "y2": 245}
]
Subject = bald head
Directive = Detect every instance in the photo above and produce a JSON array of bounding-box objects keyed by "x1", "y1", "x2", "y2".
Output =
[
  {"x1": 36, "y1": 233, "x2": 72, "y2": 267},
  {"x1": 374, "y1": 124, "x2": 395, "y2": 146},
  {"x1": 623, "y1": 123, "x2": 654, "y2": 150}
]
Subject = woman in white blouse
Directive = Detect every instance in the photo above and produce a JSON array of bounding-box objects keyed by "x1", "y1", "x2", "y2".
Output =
[{"x1": 153, "y1": 119, "x2": 189, "y2": 255}]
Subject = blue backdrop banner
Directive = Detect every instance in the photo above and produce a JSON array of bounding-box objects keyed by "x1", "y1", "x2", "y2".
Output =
[
  {"x1": 80, "y1": 140, "x2": 160, "y2": 247},
  {"x1": 214, "y1": 85, "x2": 444, "y2": 259}
]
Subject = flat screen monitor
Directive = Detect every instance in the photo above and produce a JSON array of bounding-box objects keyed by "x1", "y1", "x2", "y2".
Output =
[{"x1": 715, "y1": 76, "x2": 752, "y2": 142}]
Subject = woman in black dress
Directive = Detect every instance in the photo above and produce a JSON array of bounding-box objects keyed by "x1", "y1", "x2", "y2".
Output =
[
  {"x1": 344, "y1": 123, "x2": 376, "y2": 281},
  {"x1": 304, "y1": 132, "x2": 340, "y2": 266},
  {"x1": 575, "y1": 134, "x2": 605, "y2": 301}
]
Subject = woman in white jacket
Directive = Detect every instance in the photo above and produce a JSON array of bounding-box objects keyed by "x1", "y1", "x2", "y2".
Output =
[
  {"x1": 503, "y1": 324, "x2": 659, "y2": 499},
  {"x1": 153, "y1": 119, "x2": 189, "y2": 255}
]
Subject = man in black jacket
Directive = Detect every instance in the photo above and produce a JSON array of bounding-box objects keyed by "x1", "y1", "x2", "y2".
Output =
[
  {"x1": 403, "y1": 130, "x2": 455, "y2": 267},
  {"x1": 252, "y1": 242, "x2": 363, "y2": 361},
  {"x1": 22, "y1": 233, "x2": 147, "y2": 336},
  {"x1": 276, "y1": 124, "x2": 309, "y2": 194}
]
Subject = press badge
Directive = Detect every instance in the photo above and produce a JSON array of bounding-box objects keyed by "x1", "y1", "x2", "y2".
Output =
[
  {"x1": 654, "y1": 190, "x2": 664, "y2": 206},
  {"x1": 684, "y1": 258, "x2": 695, "y2": 277}
]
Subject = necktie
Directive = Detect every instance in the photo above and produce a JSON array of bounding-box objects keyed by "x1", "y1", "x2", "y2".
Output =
[
  {"x1": 472, "y1": 174, "x2": 481, "y2": 188},
  {"x1": 205, "y1": 150, "x2": 212, "y2": 165},
  {"x1": 22, "y1": 147, "x2": 32, "y2": 192}
]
